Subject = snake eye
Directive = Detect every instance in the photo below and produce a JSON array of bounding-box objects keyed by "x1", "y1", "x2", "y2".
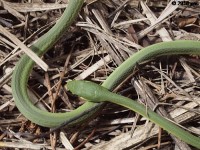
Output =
[{"x1": 65, "y1": 80, "x2": 72, "y2": 91}]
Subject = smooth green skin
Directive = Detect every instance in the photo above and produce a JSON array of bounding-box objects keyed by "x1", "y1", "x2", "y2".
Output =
[
  {"x1": 67, "y1": 80, "x2": 200, "y2": 149},
  {"x1": 11, "y1": 0, "x2": 200, "y2": 147}
]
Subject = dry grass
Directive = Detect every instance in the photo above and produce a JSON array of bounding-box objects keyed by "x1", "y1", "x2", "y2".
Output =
[{"x1": 0, "y1": 0, "x2": 200, "y2": 149}]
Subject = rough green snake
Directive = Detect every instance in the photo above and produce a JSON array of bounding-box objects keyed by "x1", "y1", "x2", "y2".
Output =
[
  {"x1": 11, "y1": 0, "x2": 200, "y2": 148},
  {"x1": 67, "y1": 80, "x2": 200, "y2": 149}
]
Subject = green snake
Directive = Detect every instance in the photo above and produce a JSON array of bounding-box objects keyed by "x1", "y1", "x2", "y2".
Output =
[
  {"x1": 11, "y1": 0, "x2": 200, "y2": 148},
  {"x1": 67, "y1": 80, "x2": 200, "y2": 148}
]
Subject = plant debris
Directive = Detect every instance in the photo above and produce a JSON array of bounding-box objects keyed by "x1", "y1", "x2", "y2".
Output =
[{"x1": 0, "y1": 0, "x2": 200, "y2": 149}]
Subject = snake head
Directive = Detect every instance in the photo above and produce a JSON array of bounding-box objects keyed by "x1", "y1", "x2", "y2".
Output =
[{"x1": 66, "y1": 80, "x2": 108, "y2": 102}]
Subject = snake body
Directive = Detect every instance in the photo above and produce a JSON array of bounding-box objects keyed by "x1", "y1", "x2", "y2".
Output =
[
  {"x1": 12, "y1": 0, "x2": 94, "y2": 127},
  {"x1": 67, "y1": 80, "x2": 200, "y2": 149},
  {"x1": 11, "y1": 0, "x2": 200, "y2": 148}
]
